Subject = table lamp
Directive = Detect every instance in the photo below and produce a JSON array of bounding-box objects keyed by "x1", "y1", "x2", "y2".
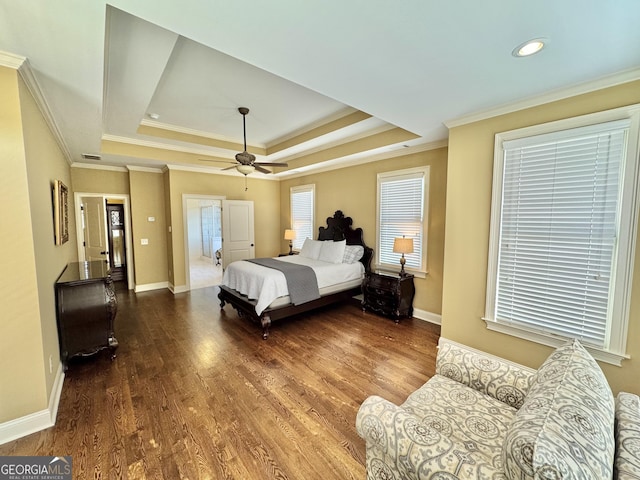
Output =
[
  {"x1": 393, "y1": 236, "x2": 414, "y2": 276},
  {"x1": 284, "y1": 229, "x2": 296, "y2": 255}
]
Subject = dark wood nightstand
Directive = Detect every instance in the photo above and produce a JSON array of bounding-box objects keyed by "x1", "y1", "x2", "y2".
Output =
[{"x1": 362, "y1": 271, "x2": 415, "y2": 322}]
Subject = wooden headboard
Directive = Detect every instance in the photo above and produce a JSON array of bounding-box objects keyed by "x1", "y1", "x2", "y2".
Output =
[{"x1": 317, "y1": 210, "x2": 374, "y2": 271}]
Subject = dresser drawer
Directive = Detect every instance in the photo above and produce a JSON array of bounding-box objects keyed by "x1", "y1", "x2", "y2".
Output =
[
  {"x1": 362, "y1": 272, "x2": 415, "y2": 322},
  {"x1": 364, "y1": 292, "x2": 399, "y2": 310},
  {"x1": 364, "y1": 272, "x2": 399, "y2": 291}
]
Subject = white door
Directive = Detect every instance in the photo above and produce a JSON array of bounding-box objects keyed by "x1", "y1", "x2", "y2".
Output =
[
  {"x1": 222, "y1": 200, "x2": 255, "y2": 268},
  {"x1": 82, "y1": 196, "x2": 108, "y2": 265}
]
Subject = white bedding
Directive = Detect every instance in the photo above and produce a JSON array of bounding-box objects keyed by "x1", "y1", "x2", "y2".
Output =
[{"x1": 222, "y1": 255, "x2": 365, "y2": 315}]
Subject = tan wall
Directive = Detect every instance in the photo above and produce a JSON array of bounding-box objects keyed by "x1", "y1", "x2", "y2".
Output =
[
  {"x1": 70, "y1": 166, "x2": 130, "y2": 195},
  {"x1": 0, "y1": 67, "x2": 47, "y2": 423},
  {"x1": 279, "y1": 148, "x2": 448, "y2": 316},
  {"x1": 71, "y1": 167, "x2": 171, "y2": 288},
  {"x1": 20, "y1": 75, "x2": 78, "y2": 402},
  {"x1": 0, "y1": 66, "x2": 76, "y2": 423},
  {"x1": 442, "y1": 80, "x2": 640, "y2": 395},
  {"x1": 166, "y1": 170, "x2": 281, "y2": 288},
  {"x1": 129, "y1": 170, "x2": 168, "y2": 286}
]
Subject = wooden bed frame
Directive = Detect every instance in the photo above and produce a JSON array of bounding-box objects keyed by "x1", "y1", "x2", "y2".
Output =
[{"x1": 218, "y1": 210, "x2": 373, "y2": 339}]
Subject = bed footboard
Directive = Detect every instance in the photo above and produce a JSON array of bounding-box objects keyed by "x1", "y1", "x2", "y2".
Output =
[
  {"x1": 218, "y1": 285, "x2": 272, "y2": 339},
  {"x1": 218, "y1": 284, "x2": 361, "y2": 339}
]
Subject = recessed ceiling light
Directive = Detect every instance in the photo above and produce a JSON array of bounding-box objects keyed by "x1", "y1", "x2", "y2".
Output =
[{"x1": 512, "y1": 38, "x2": 547, "y2": 57}]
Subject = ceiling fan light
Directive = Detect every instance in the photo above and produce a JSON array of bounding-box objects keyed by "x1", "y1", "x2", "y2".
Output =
[{"x1": 236, "y1": 164, "x2": 255, "y2": 175}]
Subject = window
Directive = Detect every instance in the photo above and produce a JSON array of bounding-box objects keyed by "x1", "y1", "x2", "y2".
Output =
[
  {"x1": 485, "y1": 106, "x2": 640, "y2": 365},
  {"x1": 377, "y1": 167, "x2": 429, "y2": 274},
  {"x1": 290, "y1": 184, "x2": 315, "y2": 251}
]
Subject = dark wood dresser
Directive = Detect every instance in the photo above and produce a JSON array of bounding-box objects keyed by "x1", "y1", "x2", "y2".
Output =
[
  {"x1": 55, "y1": 261, "x2": 118, "y2": 369},
  {"x1": 362, "y1": 271, "x2": 415, "y2": 322}
]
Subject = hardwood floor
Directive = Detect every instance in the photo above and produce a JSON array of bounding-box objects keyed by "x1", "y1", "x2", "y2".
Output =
[{"x1": 0, "y1": 286, "x2": 441, "y2": 479}]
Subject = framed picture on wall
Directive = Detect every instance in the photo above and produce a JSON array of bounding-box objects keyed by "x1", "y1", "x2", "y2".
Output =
[{"x1": 54, "y1": 179, "x2": 69, "y2": 245}]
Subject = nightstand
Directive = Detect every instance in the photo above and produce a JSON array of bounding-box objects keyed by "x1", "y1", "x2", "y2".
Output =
[{"x1": 362, "y1": 271, "x2": 415, "y2": 322}]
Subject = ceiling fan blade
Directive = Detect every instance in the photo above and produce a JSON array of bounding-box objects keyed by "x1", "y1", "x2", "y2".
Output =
[
  {"x1": 255, "y1": 162, "x2": 289, "y2": 167},
  {"x1": 254, "y1": 165, "x2": 271, "y2": 174},
  {"x1": 222, "y1": 165, "x2": 238, "y2": 170},
  {"x1": 198, "y1": 159, "x2": 237, "y2": 164}
]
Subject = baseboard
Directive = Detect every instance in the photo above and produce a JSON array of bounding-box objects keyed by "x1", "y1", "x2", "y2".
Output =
[
  {"x1": 412, "y1": 308, "x2": 441, "y2": 325},
  {"x1": 0, "y1": 362, "x2": 65, "y2": 446},
  {"x1": 48, "y1": 362, "x2": 65, "y2": 425},
  {"x1": 169, "y1": 283, "x2": 189, "y2": 294},
  {"x1": 134, "y1": 281, "x2": 169, "y2": 293}
]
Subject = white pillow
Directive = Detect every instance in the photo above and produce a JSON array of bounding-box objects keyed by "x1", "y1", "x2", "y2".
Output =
[
  {"x1": 343, "y1": 245, "x2": 364, "y2": 264},
  {"x1": 299, "y1": 238, "x2": 322, "y2": 259},
  {"x1": 318, "y1": 240, "x2": 346, "y2": 264}
]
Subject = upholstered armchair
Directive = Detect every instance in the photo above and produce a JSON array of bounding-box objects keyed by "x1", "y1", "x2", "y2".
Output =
[{"x1": 356, "y1": 338, "x2": 640, "y2": 479}]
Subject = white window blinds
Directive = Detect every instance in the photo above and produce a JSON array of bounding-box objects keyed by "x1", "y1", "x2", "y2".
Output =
[
  {"x1": 290, "y1": 185, "x2": 314, "y2": 250},
  {"x1": 377, "y1": 169, "x2": 427, "y2": 270},
  {"x1": 495, "y1": 120, "x2": 629, "y2": 347}
]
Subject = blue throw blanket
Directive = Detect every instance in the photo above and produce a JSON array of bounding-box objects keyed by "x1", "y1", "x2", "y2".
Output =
[{"x1": 246, "y1": 258, "x2": 320, "y2": 306}]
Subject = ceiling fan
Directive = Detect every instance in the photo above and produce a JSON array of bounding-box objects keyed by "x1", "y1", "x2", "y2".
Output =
[{"x1": 201, "y1": 107, "x2": 288, "y2": 175}]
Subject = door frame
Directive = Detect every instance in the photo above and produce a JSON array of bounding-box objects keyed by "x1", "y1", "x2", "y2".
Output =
[
  {"x1": 74, "y1": 192, "x2": 135, "y2": 290},
  {"x1": 105, "y1": 202, "x2": 127, "y2": 283},
  {"x1": 182, "y1": 194, "x2": 225, "y2": 292}
]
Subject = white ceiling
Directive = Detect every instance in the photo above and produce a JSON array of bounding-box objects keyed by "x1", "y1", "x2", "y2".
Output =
[{"x1": 1, "y1": 1, "x2": 639, "y2": 177}]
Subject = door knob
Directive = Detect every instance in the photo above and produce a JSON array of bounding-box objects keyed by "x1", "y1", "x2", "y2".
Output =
[{"x1": 100, "y1": 251, "x2": 108, "y2": 255}]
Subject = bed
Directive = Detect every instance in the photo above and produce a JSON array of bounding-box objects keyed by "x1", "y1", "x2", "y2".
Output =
[{"x1": 218, "y1": 210, "x2": 373, "y2": 339}]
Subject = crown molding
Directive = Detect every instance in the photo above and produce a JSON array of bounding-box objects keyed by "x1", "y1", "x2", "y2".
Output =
[
  {"x1": 0, "y1": 50, "x2": 26, "y2": 69},
  {"x1": 71, "y1": 162, "x2": 128, "y2": 172},
  {"x1": 139, "y1": 119, "x2": 244, "y2": 146},
  {"x1": 266, "y1": 107, "x2": 362, "y2": 148},
  {"x1": 140, "y1": 106, "x2": 365, "y2": 151},
  {"x1": 165, "y1": 163, "x2": 279, "y2": 180},
  {"x1": 276, "y1": 138, "x2": 448, "y2": 179},
  {"x1": 272, "y1": 123, "x2": 400, "y2": 164},
  {"x1": 1, "y1": 52, "x2": 73, "y2": 164},
  {"x1": 102, "y1": 133, "x2": 235, "y2": 159},
  {"x1": 73, "y1": 137, "x2": 446, "y2": 180},
  {"x1": 446, "y1": 67, "x2": 640, "y2": 129},
  {"x1": 126, "y1": 165, "x2": 164, "y2": 173}
]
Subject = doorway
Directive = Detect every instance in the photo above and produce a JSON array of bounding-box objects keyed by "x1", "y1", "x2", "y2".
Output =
[
  {"x1": 106, "y1": 202, "x2": 127, "y2": 283},
  {"x1": 185, "y1": 196, "x2": 223, "y2": 289},
  {"x1": 75, "y1": 192, "x2": 134, "y2": 290}
]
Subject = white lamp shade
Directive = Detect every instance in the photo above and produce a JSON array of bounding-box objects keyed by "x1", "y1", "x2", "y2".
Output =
[
  {"x1": 284, "y1": 229, "x2": 296, "y2": 240},
  {"x1": 393, "y1": 237, "x2": 414, "y2": 254},
  {"x1": 236, "y1": 164, "x2": 255, "y2": 175}
]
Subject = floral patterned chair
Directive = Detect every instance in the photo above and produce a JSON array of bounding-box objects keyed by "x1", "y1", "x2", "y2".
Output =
[{"x1": 356, "y1": 337, "x2": 640, "y2": 479}]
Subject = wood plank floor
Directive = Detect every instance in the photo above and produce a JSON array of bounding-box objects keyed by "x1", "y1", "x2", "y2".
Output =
[{"x1": 0, "y1": 286, "x2": 441, "y2": 479}]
